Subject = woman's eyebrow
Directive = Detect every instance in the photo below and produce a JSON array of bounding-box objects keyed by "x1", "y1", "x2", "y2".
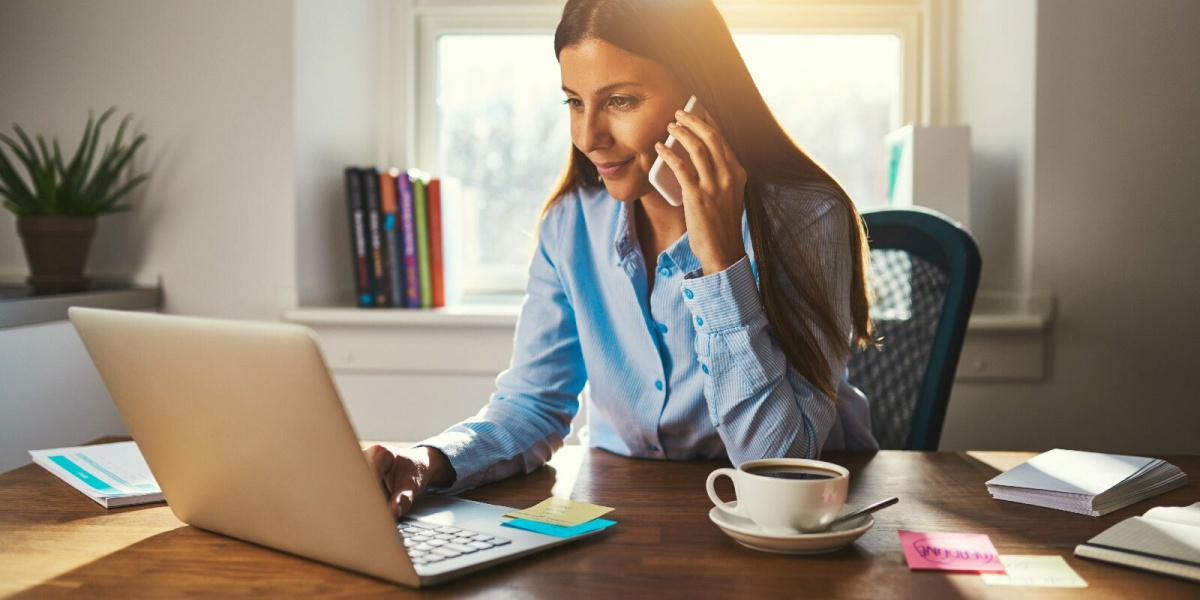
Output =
[{"x1": 561, "y1": 81, "x2": 643, "y2": 96}]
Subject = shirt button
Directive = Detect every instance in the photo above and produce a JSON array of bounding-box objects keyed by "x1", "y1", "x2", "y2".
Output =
[
  {"x1": 702, "y1": 364, "x2": 710, "y2": 374},
  {"x1": 695, "y1": 316, "x2": 704, "y2": 326},
  {"x1": 654, "y1": 380, "x2": 664, "y2": 391},
  {"x1": 658, "y1": 266, "x2": 671, "y2": 277},
  {"x1": 684, "y1": 288, "x2": 694, "y2": 299},
  {"x1": 657, "y1": 323, "x2": 668, "y2": 334}
]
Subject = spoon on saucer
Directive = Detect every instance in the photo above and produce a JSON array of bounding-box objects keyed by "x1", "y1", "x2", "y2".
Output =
[{"x1": 821, "y1": 497, "x2": 899, "y2": 530}]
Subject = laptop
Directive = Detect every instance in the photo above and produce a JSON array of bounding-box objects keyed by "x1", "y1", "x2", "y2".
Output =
[{"x1": 68, "y1": 307, "x2": 601, "y2": 588}]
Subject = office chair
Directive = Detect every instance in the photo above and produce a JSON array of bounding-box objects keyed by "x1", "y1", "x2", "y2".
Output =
[{"x1": 847, "y1": 207, "x2": 981, "y2": 450}]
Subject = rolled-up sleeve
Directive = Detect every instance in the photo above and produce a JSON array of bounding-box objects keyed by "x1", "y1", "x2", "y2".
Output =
[{"x1": 418, "y1": 203, "x2": 587, "y2": 492}]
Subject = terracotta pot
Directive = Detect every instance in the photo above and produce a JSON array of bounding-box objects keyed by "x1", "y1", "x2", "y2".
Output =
[{"x1": 16, "y1": 216, "x2": 98, "y2": 292}]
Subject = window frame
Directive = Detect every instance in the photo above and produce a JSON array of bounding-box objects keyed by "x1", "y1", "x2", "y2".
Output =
[{"x1": 386, "y1": 0, "x2": 947, "y2": 296}]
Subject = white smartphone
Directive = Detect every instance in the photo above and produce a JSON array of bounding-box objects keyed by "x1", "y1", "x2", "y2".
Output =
[{"x1": 648, "y1": 95, "x2": 707, "y2": 206}]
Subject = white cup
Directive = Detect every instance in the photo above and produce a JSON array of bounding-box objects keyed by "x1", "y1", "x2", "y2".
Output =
[{"x1": 706, "y1": 458, "x2": 849, "y2": 535}]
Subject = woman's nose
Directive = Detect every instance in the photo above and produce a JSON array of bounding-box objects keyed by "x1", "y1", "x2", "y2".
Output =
[{"x1": 575, "y1": 110, "x2": 612, "y2": 152}]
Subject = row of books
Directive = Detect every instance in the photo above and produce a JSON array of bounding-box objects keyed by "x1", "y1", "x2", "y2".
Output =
[{"x1": 345, "y1": 166, "x2": 445, "y2": 308}]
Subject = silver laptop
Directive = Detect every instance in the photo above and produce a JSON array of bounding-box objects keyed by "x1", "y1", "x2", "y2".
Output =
[{"x1": 68, "y1": 307, "x2": 599, "y2": 587}]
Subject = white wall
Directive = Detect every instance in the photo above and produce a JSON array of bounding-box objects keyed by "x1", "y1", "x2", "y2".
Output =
[
  {"x1": 0, "y1": 0, "x2": 296, "y2": 320},
  {"x1": 943, "y1": 0, "x2": 1200, "y2": 454},
  {"x1": 294, "y1": 0, "x2": 382, "y2": 308},
  {"x1": 0, "y1": 0, "x2": 297, "y2": 470},
  {"x1": 0, "y1": 322, "x2": 128, "y2": 473},
  {"x1": 951, "y1": 0, "x2": 1037, "y2": 292}
]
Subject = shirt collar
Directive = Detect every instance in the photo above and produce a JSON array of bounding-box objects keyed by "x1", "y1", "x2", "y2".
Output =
[
  {"x1": 609, "y1": 195, "x2": 754, "y2": 280},
  {"x1": 612, "y1": 199, "x2": 637, "y2": 265}
]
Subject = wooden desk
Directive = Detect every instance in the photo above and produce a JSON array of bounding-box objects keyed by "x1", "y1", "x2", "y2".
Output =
[{"x1": 2, "y1": 446, "x2": 1197, "y2": 598}]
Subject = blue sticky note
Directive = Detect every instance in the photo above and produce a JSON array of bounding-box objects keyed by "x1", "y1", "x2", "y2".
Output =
[{"x1": 502, "y1": 517, "x2": 617, "y2": 538}]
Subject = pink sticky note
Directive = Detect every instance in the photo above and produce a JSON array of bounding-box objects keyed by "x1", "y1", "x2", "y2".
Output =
[{"x1": 898, "y1": 531, "x2": 1006, "y2": 573}]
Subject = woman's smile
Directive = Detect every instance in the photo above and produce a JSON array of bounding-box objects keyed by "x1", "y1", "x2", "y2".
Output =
[{"x1": 593, "y1": 157, "x2": 634, "y2": 178}]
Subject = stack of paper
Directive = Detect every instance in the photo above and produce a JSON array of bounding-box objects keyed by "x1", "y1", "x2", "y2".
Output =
[
  {"x1": 29, "y1": 441, "x2": 164, "y2": 508},
  {"x1": 985, "y1": 449, "x2": 1187, "y2": 516}
]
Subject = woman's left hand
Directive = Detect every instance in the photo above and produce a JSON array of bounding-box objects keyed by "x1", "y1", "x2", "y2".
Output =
[{"x1": 654, "y1": 109, "x2": 748, "y2": 275}]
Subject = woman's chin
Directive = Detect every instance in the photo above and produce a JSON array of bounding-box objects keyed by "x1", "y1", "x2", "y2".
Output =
[{"x1": 601, "y1": 180, "x2": 654, "y2": 203}]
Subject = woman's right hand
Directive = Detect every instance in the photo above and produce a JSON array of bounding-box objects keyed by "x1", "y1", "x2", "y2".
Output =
[{"x1": 363, "y1": 444, "x2": 455, "y2": 518}]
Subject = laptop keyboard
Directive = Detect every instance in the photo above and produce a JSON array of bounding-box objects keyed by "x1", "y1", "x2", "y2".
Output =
[{"x1": 397, "y1": 520, "x2": 512, "y2": 565}]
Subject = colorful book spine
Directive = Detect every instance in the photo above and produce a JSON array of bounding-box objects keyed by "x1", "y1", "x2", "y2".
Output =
[
  {"x1": 380, "y1": 169, "x2": 405, "y2": 307},
  {"x1": 398, "y1": 172, "x2": 420, "y2": 308},
  {"x1": 411, "y1": 173, "x2": 433, "y2": 309},
  {"x1": 427, "y1": 178, "x2": 445, "y2": 308},
  {"x1": 361, "y1": 167, "x2": 389, "y2": 307},
  {"x1": 343, "y1": 167, "x2": 374, "y2": 307}
]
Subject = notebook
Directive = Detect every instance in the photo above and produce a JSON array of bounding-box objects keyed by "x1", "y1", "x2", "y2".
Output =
[
  {"x1": 29, "y1": 441, "x2": 163, "y2": 508},
  {"x1": 984, "y1": 449, "x2": 1187, "y2": 516},
  {"x1": 1075, "y1": 503, "x2": 1200, "y2": 583},
  {"x1": 68, "y1": 307, "x2": 605, "y2": 588}
]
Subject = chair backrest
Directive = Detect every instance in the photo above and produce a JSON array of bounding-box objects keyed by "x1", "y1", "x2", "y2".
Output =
[{"x1": 847, "y1": 207, "x2": 981, "y2": 450}]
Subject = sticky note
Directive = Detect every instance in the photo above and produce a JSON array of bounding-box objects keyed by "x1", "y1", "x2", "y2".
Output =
[
  {"x1": 503, "y1": 497, "x2": 613, "y2": 527},
  {"x1": 982, "y1": 555, "x2": 1088, "y2": 588},
  {"x1": 503, "y1": 517, "x2": 617, "y2": 538},
  {"x1": 898, "y1": 531, "x2": 1005, "y2": 572}
]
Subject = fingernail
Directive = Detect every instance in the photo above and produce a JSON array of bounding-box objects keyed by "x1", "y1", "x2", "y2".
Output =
[
  {"x1": 655, "y1": 142, "x2": 665, "y2": 151},
  {"x1": 676, "y1": 110, "x2": 685, "y2": 118},
  {"x1": 668, "y1": 122, "x2": 678, "y2": 130}
]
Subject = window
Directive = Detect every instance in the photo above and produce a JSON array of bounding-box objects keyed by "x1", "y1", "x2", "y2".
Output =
[
  {"x1": 403, "y1": 1, "x2": 935, "y2": 296},
  {"x1": 435, "y1": 34, "x2": 567, "y2": 290}
]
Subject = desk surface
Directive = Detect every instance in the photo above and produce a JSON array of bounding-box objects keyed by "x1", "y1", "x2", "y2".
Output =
[{"x1": 2, "y1": 445, "x2": 1197, "y2": 598}]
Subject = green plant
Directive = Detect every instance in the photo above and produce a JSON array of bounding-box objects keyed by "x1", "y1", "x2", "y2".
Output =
[{"x1": 0, "y1": 107, "x2": 149, "y2": 217}]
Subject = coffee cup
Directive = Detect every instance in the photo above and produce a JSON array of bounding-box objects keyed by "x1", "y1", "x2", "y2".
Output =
[{"x1": 706, "y1": 458, "x2": 849, "y2": 535}]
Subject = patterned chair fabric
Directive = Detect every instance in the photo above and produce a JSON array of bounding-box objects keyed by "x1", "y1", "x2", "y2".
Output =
[{"x1": 847, "y1": 208, "x2": 981, "y2": 450}]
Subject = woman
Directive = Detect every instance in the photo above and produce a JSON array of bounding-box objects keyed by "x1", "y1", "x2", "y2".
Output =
[{"x1": 366, "y1": 0, "x2": 877, "y2": 517}]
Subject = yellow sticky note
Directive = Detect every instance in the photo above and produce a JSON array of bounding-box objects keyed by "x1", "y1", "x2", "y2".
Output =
[
  {"x1": 503, "y1": 497, "x2": 613, "y2": 528},
  {"x1": 981, "y1": 555, "x2": 1088, "y2": 588}
]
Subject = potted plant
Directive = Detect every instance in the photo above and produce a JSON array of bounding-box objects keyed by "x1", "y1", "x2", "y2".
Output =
[{"x1": 0, "y1": 107, "x2": 149, "y2": 292}]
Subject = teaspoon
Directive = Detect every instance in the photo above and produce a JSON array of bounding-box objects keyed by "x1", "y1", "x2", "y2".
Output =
[{"x1": 823, "y1": 496, "x2": 898, "y2": 530}]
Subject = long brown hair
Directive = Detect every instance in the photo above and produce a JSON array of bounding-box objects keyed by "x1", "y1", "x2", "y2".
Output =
[{"x1": 547, "y1": 0, "x2": 873, "y2": 401}]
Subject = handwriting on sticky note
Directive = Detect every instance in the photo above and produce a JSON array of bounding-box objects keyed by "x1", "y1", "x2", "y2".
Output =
[
  {"x1": 981, "y1": 555, "x2": 1088, "y2": 587},
  {"x1": 503, "y1": 497, "x2": 613, "y2": 528},
  {"x1": 899, "y1": 531, "x2": 1005, "y2": 572}
]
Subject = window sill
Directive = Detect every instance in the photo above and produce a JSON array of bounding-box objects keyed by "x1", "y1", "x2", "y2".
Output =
[
  {"x1": 284, "y1": 300, "x2": 521, "y2": 329},
  {"x1": 285, "y1": 291, "x2": 1052, "y2": 333},
  {"x1": 285, "y1": 291, "x2": 1054, "y2": 382},
  {"x1": 956, "y1": 292, "x2": 1054, "y2": 382},
  {"x1": 0, "y1": 273, "x2": 163, "y2": 330}
]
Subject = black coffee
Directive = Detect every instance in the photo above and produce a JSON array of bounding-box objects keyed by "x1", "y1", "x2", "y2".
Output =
[{"x1": 746, "y1": 466, "x2": 839, "y2": 480}]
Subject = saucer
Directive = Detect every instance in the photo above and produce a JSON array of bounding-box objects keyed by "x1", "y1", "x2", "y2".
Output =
[{"x1": 708, "y1": 502, "x2": 874, "y2": 555}]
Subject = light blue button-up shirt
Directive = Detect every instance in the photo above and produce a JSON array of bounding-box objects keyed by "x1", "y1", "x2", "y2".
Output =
[{"x1": 421, "y1": 186, "x2": 877, "y2": 492}]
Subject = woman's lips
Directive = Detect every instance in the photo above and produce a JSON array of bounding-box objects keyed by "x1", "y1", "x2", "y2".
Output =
[{"x1": 594, "y1": 157, "x2": 633, "y2": 178}]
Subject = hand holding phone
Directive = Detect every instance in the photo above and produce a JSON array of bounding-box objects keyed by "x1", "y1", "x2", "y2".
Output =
[{"x1": 648, "y1": 96, "x2": 707, "y2": 206}]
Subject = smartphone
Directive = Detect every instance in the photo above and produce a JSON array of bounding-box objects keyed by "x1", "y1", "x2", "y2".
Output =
[{"x1": 648, "y1": 95, "x2": 707, "y2": 206}]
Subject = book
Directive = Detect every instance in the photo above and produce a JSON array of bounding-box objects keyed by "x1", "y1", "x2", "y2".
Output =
[
  {"x1": 427, "y1": 177, "x2": 445, "y2": 308},
  {"x1": 30, "y1": 441, "x2": 164, "y2": 508},
  {"x1": 343, "y1": 167, "x2": 374, "y2": 307},
  {"x1": 398, "y1": 172, "x2": 420, "y2": 308},
  {"x1": 410, "y1": 169, "x2": 433, "y2": 309},
  {"x1": 361, "y1": 167, "x2": 389, "y2": 307},
  {"x1": 379, "y1": 168, "x2": 405, "y2": 307},
  {"x1": 439, "y1": 177, "x2": 463, "y2": 306},
  {"x1": 985, "y1": 449, "x2": 1188, "y2": 516},
  {"x1": 1075, "y1": 502, "x2": 1200, "y2": 583}
]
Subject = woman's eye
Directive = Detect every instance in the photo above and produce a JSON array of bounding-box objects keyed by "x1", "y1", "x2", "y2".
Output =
[
  {"x1": 563, "y1": 98, "x2": 583, "y2": 110},
  {"x1": 609, "y1": 96, "x2": 637, "y2": 109}
]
